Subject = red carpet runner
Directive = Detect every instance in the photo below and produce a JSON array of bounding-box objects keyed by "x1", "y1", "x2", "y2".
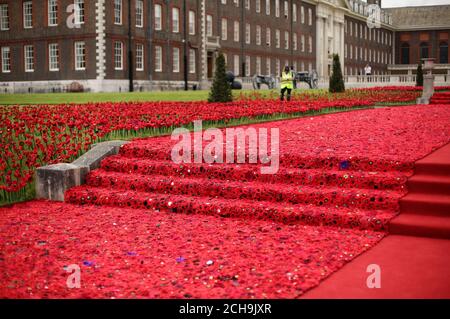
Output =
[{"x1": 390, "y1": 143, "x2": 450, "y2": 239}]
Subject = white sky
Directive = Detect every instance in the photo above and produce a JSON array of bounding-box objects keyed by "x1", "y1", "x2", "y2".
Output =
[{"x1": 381, "y1": 0, "x2": 450, "y2": 7}]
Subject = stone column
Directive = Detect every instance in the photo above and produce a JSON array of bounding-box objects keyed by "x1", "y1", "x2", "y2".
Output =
[{"x1": 316, "y1": 16, "x2": 325, "y2": 78}]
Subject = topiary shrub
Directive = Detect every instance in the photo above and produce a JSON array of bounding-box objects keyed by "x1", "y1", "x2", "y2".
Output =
[
  {"x1": 329, "y1": 54, "x2": 345, "y2": 93},
  {"x1": 416, "y1": 62, "x2": 424, "y2": 87},
  {"x1": 208, "y1": 53, "x2": 233, "y2": 103}
]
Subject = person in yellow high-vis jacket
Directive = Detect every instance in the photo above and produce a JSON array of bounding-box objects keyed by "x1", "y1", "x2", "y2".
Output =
[{"x1": 280, "y1": 66, "x2": 294, "y2": 101}]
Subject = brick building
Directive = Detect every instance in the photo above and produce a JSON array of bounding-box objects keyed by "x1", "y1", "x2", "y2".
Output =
[{"x1": 0, "y1": 0, "x2": 448, "y2": 93}]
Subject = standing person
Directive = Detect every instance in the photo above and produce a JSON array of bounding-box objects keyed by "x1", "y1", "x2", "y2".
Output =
[
  {"x1": 290, "y1": 66, "x2": 297, "y2": 89},
  {"x1": 365, "y1": 64, "x2": 372, "y2": 82},
  {"x1": 280, "y1": 66, "x2": 294, "y2": 101}
]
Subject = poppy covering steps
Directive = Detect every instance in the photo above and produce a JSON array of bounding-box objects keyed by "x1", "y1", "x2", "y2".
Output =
[{"x1": 66, "y1": 105, "x2": 450, "y2": 234}]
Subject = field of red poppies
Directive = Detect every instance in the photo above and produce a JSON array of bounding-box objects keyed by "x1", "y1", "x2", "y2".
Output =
[
  {"x1": 0, "y1": 88, "x2": 425, "y2": 205},
  {"x1": 1, "y1": 104, "x2": 450, "y2": 299}
]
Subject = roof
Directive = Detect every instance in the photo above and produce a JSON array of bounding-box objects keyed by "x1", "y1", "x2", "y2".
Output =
[{"x1": 386, "y1": 5, "x2": 450, "y2": 30}]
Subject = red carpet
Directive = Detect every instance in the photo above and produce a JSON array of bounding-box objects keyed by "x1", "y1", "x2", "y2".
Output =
[
  {"x1": 302, "y1": 235, "x2": 450, "y2": 299},
  {"x1": 1, "y1": 105, "x2": 450, "y2": 298},
  {"x1": 390, "y1": 143, "x2": 450, "y2": 239}
]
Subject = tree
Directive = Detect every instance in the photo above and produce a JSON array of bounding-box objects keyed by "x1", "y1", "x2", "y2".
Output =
[
  {"x1": 208, "y1": 53, "x2": 233, "y2": 103},
  {"x1": 329, "y1": 54, "x2": 345, "y2": 93},
  {"x1": 416, "y1": 62, "x2": 424, "y2": 87}
]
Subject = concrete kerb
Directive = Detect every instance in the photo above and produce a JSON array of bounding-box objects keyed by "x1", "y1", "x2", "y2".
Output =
[{"x1": 35, "y1": 140, "x2": 129, "y2": 201}]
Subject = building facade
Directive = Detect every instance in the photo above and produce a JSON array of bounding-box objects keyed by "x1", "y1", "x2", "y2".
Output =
[{"x1": 0, "y1": 0, "x2": 449, "y2": 93}]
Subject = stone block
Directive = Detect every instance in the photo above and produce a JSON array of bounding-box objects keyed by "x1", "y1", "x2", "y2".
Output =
[
  {"x1": 36, "y1": 164, "x2": 89, "y2": 201},
  {"x1": 72, "y1": 140, "x2": 128, "y2": 171}
]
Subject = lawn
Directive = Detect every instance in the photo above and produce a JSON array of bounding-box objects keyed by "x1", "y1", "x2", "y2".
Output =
[{"x1": 0, "y1": 89, "x2": 291, "y2": 105}]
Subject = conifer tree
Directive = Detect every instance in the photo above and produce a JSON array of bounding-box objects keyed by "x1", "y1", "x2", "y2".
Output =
[
  {"x1": 208, "y1": 53, "x2": 233, "y2": 103},
  {"x1": 329, "y1": 54, "x2": 345, "y2": 93}
]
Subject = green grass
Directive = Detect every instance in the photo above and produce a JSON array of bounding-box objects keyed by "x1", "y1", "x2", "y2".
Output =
[{"x1": 0, "y1": 89, "x2": 301, "y2": 105}]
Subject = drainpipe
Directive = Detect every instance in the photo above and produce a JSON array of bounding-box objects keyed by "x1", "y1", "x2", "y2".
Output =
[
  {"x1": 128, "y1": 0, "x2": 134, "y2": 92},
  {"x1": 183, "y1": 0, "x2": 189, "y2": 91}
]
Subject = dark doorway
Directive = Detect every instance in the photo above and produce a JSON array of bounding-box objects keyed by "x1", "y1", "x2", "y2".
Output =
[
  {"x1": 401, "y1": 43, "x2": 410, "y2": 64},
  {"x1": 440, "y1": 42, "x2": 448, "y2": 64},
  {"x1": 207, "y1": 52, "x2": 214, "y2": 79}
]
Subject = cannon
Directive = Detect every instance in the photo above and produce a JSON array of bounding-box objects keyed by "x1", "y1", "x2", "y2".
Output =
[
  {"x1": 295, "y1": 70, "x2": 319, "y2": 89},
  {"x1": 252, "y1": 75, "x2": 276, "y2": 90},
  {"x1": 226, "y1": 71, "x2": 242, "y2": 90}
]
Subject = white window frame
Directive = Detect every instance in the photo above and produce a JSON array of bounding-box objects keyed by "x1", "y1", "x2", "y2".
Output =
[
  {"x1": 154, "y1": 4, "x2": 162, "y2": 30},
  {"x1": 74, "y1": 0, "x2": 85, "y2": 25},
  {"x1": 24, "y1": 45, "x2": 34, "y2": 72},
  {"x1": 173, "y1": 47, "x2": 180, "y2": 73},
  {"x1": 155, "y1": 45, "x2": 162, "y2": 72},
  {"x1": 189, "y1": 10, "x2": 196, "y2": 35},
  {"x1": 206, "y1": 15, "x2": 213, "y2": 37},
  {"x1": 256, "y1": 25, "x2": 261, "y2": 46},
  {"x1": 136, "y1": 0, "x2": 143, "y2": 28},
  {"x1": 234, "y1": 21, "x2": 239, "y2": 42},
  {"x1": 48, "y1": 43, "x2": 59, "y2": 71},
  {"x1": 136, "y1": 43, "x2": 144, "y2": 71},
  {"x1": 114, "y1": 0, "x2": 122, "y2": 25},
  {"x1": 172, "y1": 7, "x2": 180, "y2": 33},
  {"x1": 114, "y1": 41, "x2": 123, "y2": 70},
  {"x1": 189, "y1": 49, "x2": 196, "y2": 74},
  {"x1": 74, "y1": 41, "x2": 86, "y2": 71},
  {"x1": 245, "y1": 55, "x2": 251, "y2": 76},
  {"x1": 1, "y1": 46, "x2": 11, "y2": 73},
  {"x1": 48, "y1": 0, "x2": 58, "y2": 26},
  {"x1": 221, "y1": 18, "x2": 227, "y2": 40},
  {"x1": 0, "y1": 4, "x2": 9, "y2": 31},
  {"x1": 23, "y1": 1, "x2": 33, "y2": 29},
  {"x1": 266, "y1": 0, "x2": 270, "y2": 15},
  {"x1": 233, "y1": 54, "x2": 239, "y2": 76}
]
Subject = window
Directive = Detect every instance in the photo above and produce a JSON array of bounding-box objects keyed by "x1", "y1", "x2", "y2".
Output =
[
  {"x1": 293, "y1": 4, "x2": 297, "y2": 22},
  {"x1": 172, "y1": 8, "x2": 180, "y2": 33},
  {"x1": 154, "y1": 4, "x2": 162, "y2": 30},
  {"x1": 24, "y1": 45, "x2": 34, "y2": 72},
  {"x1": 136, "y1": 0, "x2": 143, "y2": 27},
  {"x1": 114, "y1": 41, "x2": 123, "y2": 70},
  {"x1": 233, "y1": 55, "x2": 239, "y2": 75},
  {"x1": 440, "y1": 42, "x2": 449, "y2": 64},
  {"x1": 234, "y1": 0, "x2": 240, "y2": 7},
  {"x1": 189, "y1": 49, "x2": 196, "y2": 73},
  {"x1": 284, "y1": 31, "x2": 289, "y2": 49},
  {"x1": 74, "y1": 41, "x2": 86, "y2": 70},
  {"x1": 48, "y1": 0, "x2": 58, "y2": 26},
  {"x1": 245, "y1": 55, "x2": 250, "y2": 76},
  {"x1": 136, "y1": 43, "x2": 144, "y2": 71},
  {"x1": 155, "y1": 46, "x2": 162, "y2": 72},
  {"x1": 221, "y1": 18, "x2": 227, "y2": 40},
  {"x1": 0, "y1": 4, "x2": 8, "y2": 30},
  {"x1": 275, "y1": 0, "x2": 280, "y2": 17},
  {"x1": 266, "y1": 0, "x2": 270, "y2": 15},
  {"x1": 256, "y1": 25, "x2": 261, "y2": 45},
  {"x1": 301, "y1": 6, "x2": 305, "y2": 24},
  {"x1": 207, "y1": 15, "x2": 213, "y2": 37},
  {"x1": 301, "y1": 35, "x2": 305, "y2": 52},
  {"x1": 284, "y1": 1, "x2": 288, "y2": 18},
  {"x1": 189, "y1": 11, "x2": 196, "y2": 35},
  {"x1": 245, "y1": 0, "x2": 250, "y2": 10},
  {"x1": 308, "y1": 8, "x2": 312, "y2": 26},
  {"x1": 293, "y1": 33, "x2": 297, "y2": 50},
  {"x1": 308, "y1": 36, "x2": 312, "y2": 53},
  {"x1": 266, "y1": 57, "x2": 271, "y2": 75},
  {"x1": 275, "y1": 58, "x2": 280, "y2": 74},
  {"x1": 420, "y1": 42, "x2": 429, "y2": 59},
  {"x1": 114, "y1": 0, "x2": 122, "y2": 25},
  {"x1": 74, "y1": 0, "x2": 85, "y2": 24},
  {"x1": 266, "y1": 28, "x2": 271, "y2": 46},
  {"x1": 234, "y1": 21, "x2": 239, "y2": 42},
  {"x1": 245, "y1": 23, "x2": 251, "y2": 44},
  {"x1": 1, "y1": 47, "x2": 11, "y2": 73},
  {"x1": 173, "y1": 47, "x2": 180, "y2": 73},
  {"x1": 48, "y1": 43, "x2": 59, "y2": 71},
  {"x1": 256, "y1": 56, "x2": 261, "y2": 74},
  {"x1": 256, "y1": 0, "x2": 261, "y2": 13},
  {"x1": 275, "y1": 29, "x2": 280, "y2": 48},
  {"x1": 23, "y1": 1, "x2": 33, "y2": 29}
]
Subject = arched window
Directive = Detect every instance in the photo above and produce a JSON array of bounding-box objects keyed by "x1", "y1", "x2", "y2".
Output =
[
  {"x1": 401, "y1": 42, "x2": 410, "y2": 64},
  {"x1": 440, "y1": 42, "x2": 448, "y2": 64},
  {"x1": 420, "y1": 42, "x2": 429, "y2": 59}
]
